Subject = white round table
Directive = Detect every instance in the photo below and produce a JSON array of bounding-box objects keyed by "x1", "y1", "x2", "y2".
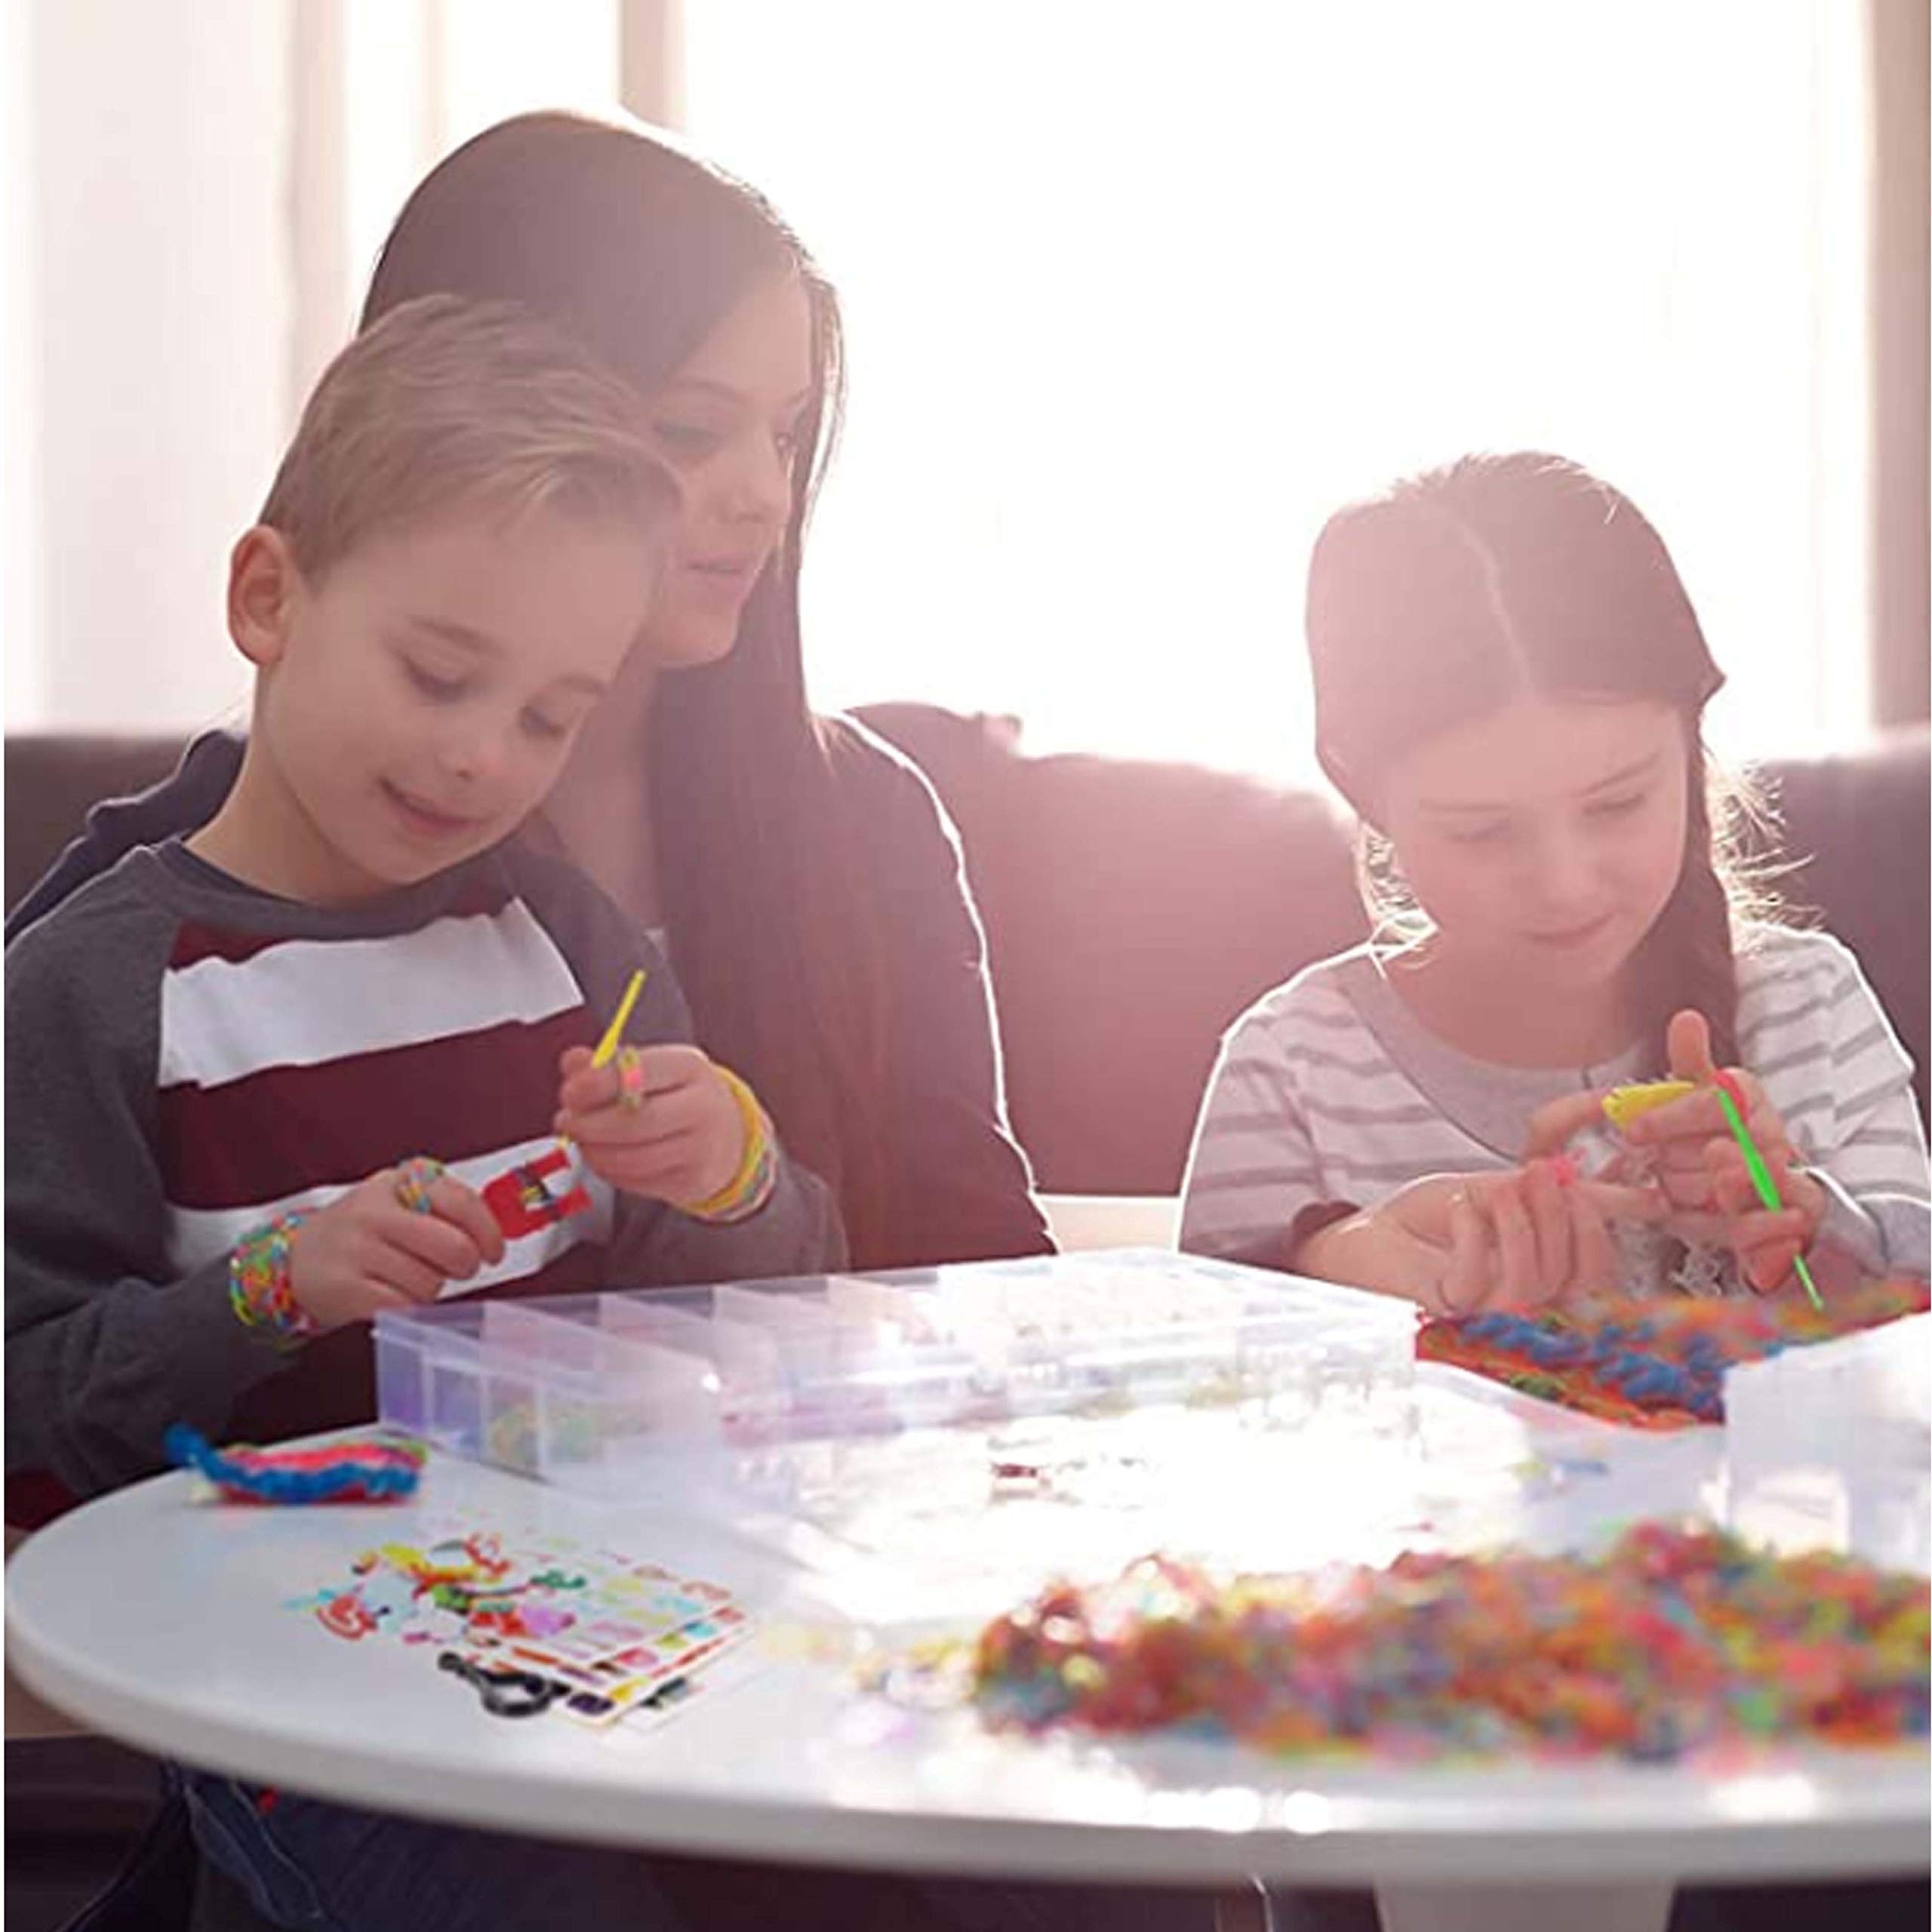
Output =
[{"x1": 7, "y1": 1392, "x2": 1926, "y2": 1920}]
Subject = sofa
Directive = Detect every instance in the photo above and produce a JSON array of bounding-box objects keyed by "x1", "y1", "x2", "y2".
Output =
[{"x1": 3, "y1": 720, "x2": 1928, "y2": 1930}]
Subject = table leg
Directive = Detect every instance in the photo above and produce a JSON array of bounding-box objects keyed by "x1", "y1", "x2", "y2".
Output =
[{"x1": 1375, "y1": 1880, "x2": 1675, "y2": 1932}]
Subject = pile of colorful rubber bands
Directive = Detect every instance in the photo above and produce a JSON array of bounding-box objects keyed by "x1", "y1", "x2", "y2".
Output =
[{"x1": 964, "y1": 1524, "x2": 1929, "y2": 1761}]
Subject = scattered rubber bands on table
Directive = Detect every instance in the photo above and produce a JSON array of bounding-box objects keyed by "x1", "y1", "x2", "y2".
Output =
[
  {"x1": 1417, "y1": 1278, "x2": 1930, "y2": 1428},
  {"x1": 942, "y1": 1524, "x2": 1930, "y2": 1762}
]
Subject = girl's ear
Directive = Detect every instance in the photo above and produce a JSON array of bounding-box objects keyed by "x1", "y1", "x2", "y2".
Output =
[{"x1": 226, "y1": 526, "x2": 303, "y2": 669}]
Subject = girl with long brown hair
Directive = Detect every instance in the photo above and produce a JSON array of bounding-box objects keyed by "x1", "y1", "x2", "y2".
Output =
[{"x1": 1181, "y1": 451, "x2": 1928, "y2": 1309}]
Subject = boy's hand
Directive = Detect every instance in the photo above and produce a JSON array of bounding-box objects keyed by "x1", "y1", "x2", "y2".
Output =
[
  {"x1": 555, "y1": 1044, "x2": 746, "y2": 1205},
  {"x1": 288, "y1": 1166, "x2": 503, "y2": 1331},
  {"x1": 1617, "y1": 1010, "x2": 1826, "y2": 1292}
]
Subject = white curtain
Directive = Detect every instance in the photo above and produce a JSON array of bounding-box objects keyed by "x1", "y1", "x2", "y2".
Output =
[
  {"x1": 4, "y1": 0, "x2": 294, "y2": 735},
  {"x1": 1, "y1": 0, "x2": 624, "y2": 736},
  {"x1": 683, "y1": 2, "x2": 1881, "y2": 777},
  {"x1": 297, "y1": 0, "x2": 626, "y2": 405}
]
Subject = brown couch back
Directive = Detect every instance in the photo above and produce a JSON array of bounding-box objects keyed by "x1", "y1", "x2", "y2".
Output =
[
  {"x1": 8, "y1": 722, "x2": 1930, "y2": 1194},
  {"x1": 855, "y1": 708, "x2": 1932, "y2": 1191},
  {"x1": 5, "y1": 735, "x2": 188, "y2": 918}
]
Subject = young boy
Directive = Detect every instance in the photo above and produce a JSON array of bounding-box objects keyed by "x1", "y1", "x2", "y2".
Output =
[{"x1": 5, "y1": 295, "x2": 843, "y2": 1524}]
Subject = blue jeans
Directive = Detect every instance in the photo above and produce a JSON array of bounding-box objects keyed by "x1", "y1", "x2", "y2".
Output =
[
  {"x1": 178, "y1": 1768, "x2": 1226, "y2": 1932},
  {"x1": 180, "y1": 1769, "x2": 689, "y2": 1930}
]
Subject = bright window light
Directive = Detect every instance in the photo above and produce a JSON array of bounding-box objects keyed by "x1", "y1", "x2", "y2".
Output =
[
  {"x1": 686, "y1": 2, "x2": 1874, "y2": 777},
  {"x1": 340, "y1": 0, "x2": 622, "y2": 340}
]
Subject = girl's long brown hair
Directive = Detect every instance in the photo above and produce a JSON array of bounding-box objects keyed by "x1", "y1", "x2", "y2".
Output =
[
  {"x1": 363, "y1": 112, "x2": 891, "y2": 1251},
  {"x1": 1306, "y1": 451, "x2": 1780, "y2": 1068}
]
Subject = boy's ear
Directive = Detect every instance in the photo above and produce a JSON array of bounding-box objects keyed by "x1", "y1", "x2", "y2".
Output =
[{"x1": 226, "y1": 526, "x2": 303, "y2": 669}]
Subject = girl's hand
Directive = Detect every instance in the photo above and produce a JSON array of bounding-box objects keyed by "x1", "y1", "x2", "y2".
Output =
[
  {"x1": 1407, "y1": 1164, "x2": 1663, "y2": 1312},
  {"x1": 555, "y1": 1044, "x2": 746, "y2": 1205},
  {"x1": 1298, "y1": 1161, "x2": 1663, "y2": 1315},
  {"x1": 289, "y1": 1167, "x2": 503, "y2": 1331},
  {"x1": 1418, "y1": 1087, "x2": 1663, "y2": 1311},
  {"x1": 1618, "y1": 1010, "x2": 1827, "y2": 1293}
]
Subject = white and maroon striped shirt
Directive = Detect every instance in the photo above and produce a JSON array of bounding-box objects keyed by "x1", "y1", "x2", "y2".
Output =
[
  {"x1": 5, "y1": 839, "x2": 842, "y2": 1509},
  {"x1": 155, "y1": 869, "x2": 619, "y2": 1297}
]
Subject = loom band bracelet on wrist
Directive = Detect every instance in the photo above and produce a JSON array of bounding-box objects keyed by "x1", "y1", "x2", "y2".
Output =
[
  {"x1": 229, "y1": 1210, "x2": 317, "y2": 1348},
  {"x1": 676, "y1": 1067, "x2": 775, "y2": 1222},
  {"x1": 706, "y1": 1070, "x2": 771, "y2": 1198},
  {"x1": 690, "y1": 1140, "x2": 780, "y2": 1226},
  {"x1": 681, "y1": 1130, "x2": 777, "y2": 1224}
]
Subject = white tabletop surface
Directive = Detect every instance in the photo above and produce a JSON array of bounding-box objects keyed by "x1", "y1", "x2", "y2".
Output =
[{"x1": 7, "y1": 1367, "x2": 1927, "y2": 1889}]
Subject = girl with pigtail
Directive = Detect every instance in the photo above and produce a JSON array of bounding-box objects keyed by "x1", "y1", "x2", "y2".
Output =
[{"x1": 1180, "y1": 451, "x2": 1930, "y2": 1312}]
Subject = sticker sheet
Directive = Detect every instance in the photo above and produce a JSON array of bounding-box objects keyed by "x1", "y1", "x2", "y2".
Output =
[{"x1": 288, "y1": 1525, "x2": 753, "y2": 1728}]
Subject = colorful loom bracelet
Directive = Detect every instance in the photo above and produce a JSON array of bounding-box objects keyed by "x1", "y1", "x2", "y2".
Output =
[
  {"x1": 165, "y1": 1424, "x2": 425, "y2": 1505},
  {"x1": 228, "y1": 1211, "x2": 316, "y2": 1347},
  {"x1": 394, "y1": 1155, "x2": 445, "y2": 1214},
  {"x1": 677, "y1": 1066, "x2": 778, "y2": 1224}
]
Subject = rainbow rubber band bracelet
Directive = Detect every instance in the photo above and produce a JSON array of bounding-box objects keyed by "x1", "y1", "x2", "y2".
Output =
[{"x1": 228, "y1": 1211, "x2": 316, "y2": 1347}]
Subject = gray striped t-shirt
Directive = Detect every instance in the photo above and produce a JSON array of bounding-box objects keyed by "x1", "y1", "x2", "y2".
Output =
[{"x1": 1179, "y1": 925, "x2": 1931, "y2": 1292}]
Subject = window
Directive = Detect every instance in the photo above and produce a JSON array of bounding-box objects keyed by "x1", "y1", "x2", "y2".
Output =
[
  {"x1": 321, "y1": 1, "x2": 625, "y2": 406},
  {"x1": 685, "y1": 2, "x2": 1876, "y2": 775},
  {"x1": 5, "y1": 3, "x2": 1880, "y2": 768},
  {"x1": 2, "y1": 0, "x2": 623, "y2": 736}
]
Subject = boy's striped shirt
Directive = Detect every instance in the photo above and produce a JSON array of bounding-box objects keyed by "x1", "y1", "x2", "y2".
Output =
[
  {"x1": 5, "y1": 836, "x2": 842, "y2": 1513},
  {"x1": 156, "y1": 886, "x2": 614, "y2": 1297}
]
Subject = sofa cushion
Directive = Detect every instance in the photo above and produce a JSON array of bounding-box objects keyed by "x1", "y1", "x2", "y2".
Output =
[
  {"x1": 5, "y1": 735, "x2": 189, "y2": 921},
  {"x1": 1757, "y1": 729, "x2": 1931, "y2": 1127}
]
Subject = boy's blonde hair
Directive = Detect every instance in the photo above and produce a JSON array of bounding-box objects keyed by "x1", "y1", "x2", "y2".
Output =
[{"x1": 259, "y1": 294, "x2": 679, "y2": 579}]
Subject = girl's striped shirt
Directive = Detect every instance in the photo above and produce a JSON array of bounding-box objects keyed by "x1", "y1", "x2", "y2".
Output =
[{"x1": 1180, "y1": 926, "x2": 1930, "y2": 1289}]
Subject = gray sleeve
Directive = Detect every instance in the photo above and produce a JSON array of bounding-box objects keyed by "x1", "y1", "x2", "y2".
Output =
[
  {"x1": 603, "y1": 1158, "x2": 848, "y2": 1290},
  {"x1": 1807, "y1": 948, "x2": 1931, "y2": 1280},
  {"x1": 5, "y1": 875, "x2": 293, "y2": 1497},
  {"x1": 1179, "y1": 1020, "x2": 1343, "y2": 1269},
  {"x1": 1810, "y1": 1172, "x2": 1931, "y2": 1284}
]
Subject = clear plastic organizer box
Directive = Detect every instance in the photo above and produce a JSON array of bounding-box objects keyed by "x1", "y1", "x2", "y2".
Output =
[
  {"x1": 1724, "y1": 1312, "x2": 1931, "y2": 1572},
  {"x1": 373, "y1": 1251, "x2": 1417, "y2": 1521}
]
